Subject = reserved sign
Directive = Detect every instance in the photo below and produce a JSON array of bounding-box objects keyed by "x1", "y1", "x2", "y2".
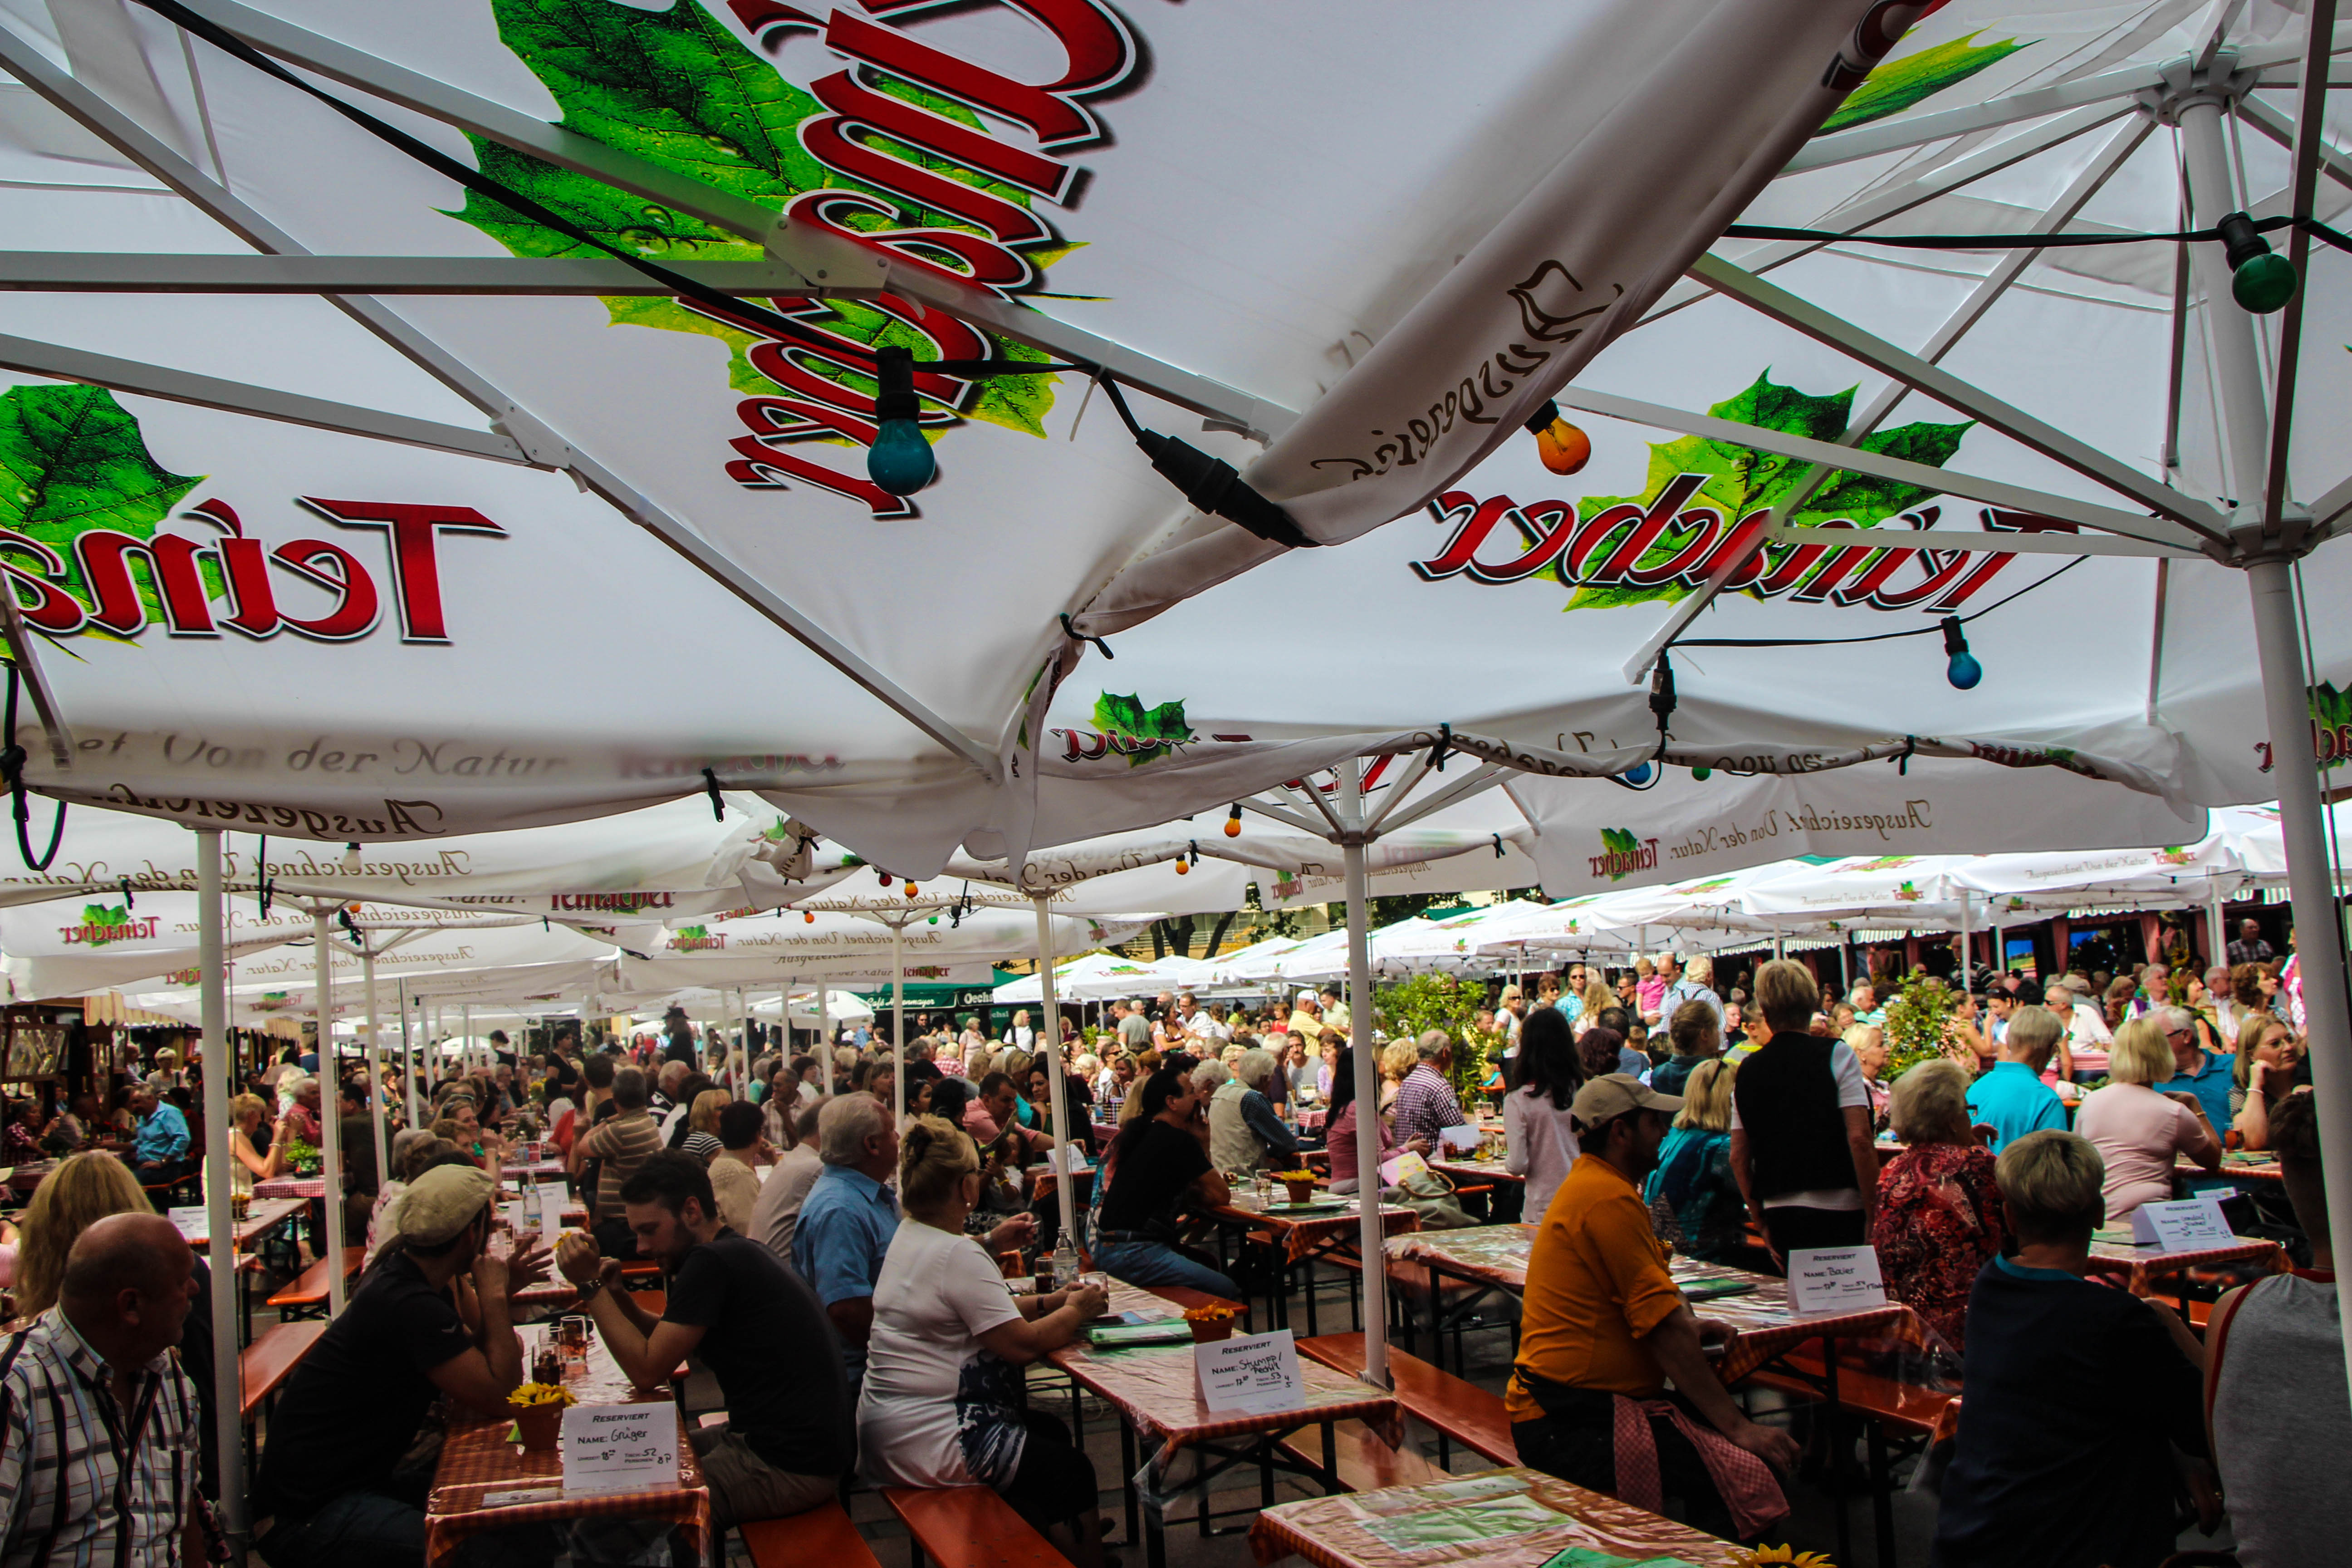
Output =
[
  {"x1": 2131, "y1": 1195, "x2": 2234, "y2": 1251},
  {"x1": 537, "y1": 1182, "x2": 567, "y2": 1247},
  {"x1": 561, "y1": 1404, "x2": 678, "y2": 1495},
  {"x1": 1785, "y1": 1246, "x2": 1889, "y2": 1317},
  {"x1": 1195, "y1": 1328, "x2": 1303, "y2": 1415}
]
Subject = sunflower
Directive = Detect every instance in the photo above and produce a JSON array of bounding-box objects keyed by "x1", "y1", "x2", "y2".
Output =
[{"x1": 1735, "y1": 1548, "x2": 1834, "y2": 1568}]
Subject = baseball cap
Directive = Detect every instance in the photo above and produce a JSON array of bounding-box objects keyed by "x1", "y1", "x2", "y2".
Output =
[
  {"x1": 396, "y1": 1164, "x2": 495, "y2": 1245},
  {"x1": 1568, "y1": 1073, "x2": 1683, "y2": 1127}
]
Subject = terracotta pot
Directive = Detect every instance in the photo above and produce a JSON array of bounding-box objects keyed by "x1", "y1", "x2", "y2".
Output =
[
  {"x1": 515, "y1": 1403, "x2": 566, "y2": 1451},
  {"x1": 1282, "y1": 1179, "x2": 1317, "y2": 1204},
  {"x1": 1187, "y1": 1316, "x2": 1235, "y2": 1344}
]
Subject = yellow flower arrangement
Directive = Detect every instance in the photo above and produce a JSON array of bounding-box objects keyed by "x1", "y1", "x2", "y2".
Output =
[
  {"x1": 1735, "y1": 1547, "x2": 1833, "y2": 1568},
  {"x1": 506, "y1": 1382, "x2": 578, "y2": 1409},
  {"x1": 1269, "y1": 1170, "x2": 1318, "y2": 1183},
  {"x1": 1181, "y1": 1303, "x2": 1235, "y2": 1323}
]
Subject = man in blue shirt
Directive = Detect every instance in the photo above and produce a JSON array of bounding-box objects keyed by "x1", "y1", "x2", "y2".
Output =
[
  {"x1": 1964, "y1": 1004, "x2": 2068, "y2": 1153},
  {"x1": 790, "y1": 1094, "x2": 900, "y2": 1396},
  {"x1": 128, "y1": 1088, "x2": 190, "y2": 1181},
  {"x1": 2152, "y1": 1003, "x2": 2234, "y2": 1132}
]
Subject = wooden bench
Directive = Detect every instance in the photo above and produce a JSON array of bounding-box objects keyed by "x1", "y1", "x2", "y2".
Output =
[
  {"x1": 1298, "y1": 1333, "x2": 1516, "y2": 1469},
  {"x1": 238, "y1": 1318, "x2": 326, "y2": 1466},
  {"x1": 1737, "y1": 1348, "x2": 1960, "y2": 1444},
  {"x1": 882, "y1": 1485, "x2": 1071, "y2": 1568},
  {"x1": 1278, "y1": 1418, "x2": 1441, "y2": 1492},
  {"x1": 264, "y1": 1246, "x2": 365, "y2": 1320},
  {"x1": 741, "y1": 1500, "x2": 881, "y2": 1568}
]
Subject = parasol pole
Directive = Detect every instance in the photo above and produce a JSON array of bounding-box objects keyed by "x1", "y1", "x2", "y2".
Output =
[
  {"x1": 1032, "y1": 894, "x2": 1078, "y2": 1260},
  {"x1": 362, "y1": 939, "x2": 387, "y2": 1189},
  {"x1": 892, "y1": 921, "x2": 906, "y2": 1125},
  {"x1": 196, "y1": 829, "x2": 246, "y2": 1560},
  {"x1": 1337, "y1": 757, "x2": 1389, "y2": 1387},
  {"x1": 312, "y1": 907, "x2": 347, "y2": 1315}
]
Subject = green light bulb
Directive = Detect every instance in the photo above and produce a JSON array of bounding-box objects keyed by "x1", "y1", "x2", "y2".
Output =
[{"x1": 2233, "y1": 251, "x2": 2297, "y2": 315}]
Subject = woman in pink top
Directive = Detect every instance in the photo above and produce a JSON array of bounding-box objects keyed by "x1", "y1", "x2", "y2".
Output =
[
  {"x1": 1326, "y1": 1047, "x2": 1427, "y2": 1194},
  {"x1": 2075, "y1": 1019, "x2": 2220, "y2": 1223}
]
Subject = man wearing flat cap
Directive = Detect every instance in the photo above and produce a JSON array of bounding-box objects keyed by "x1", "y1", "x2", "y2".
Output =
[
  {"x1": 252, "y1": 1164, "x2": 554, "y2": 1568},
  {"x1": 1506, "y1": 1074, "x2": 1800, "y2": 1544}
]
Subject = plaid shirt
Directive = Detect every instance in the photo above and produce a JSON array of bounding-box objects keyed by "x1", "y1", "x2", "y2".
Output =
[
  {"x1": 1392, "y1": 1064, "x2": 1468, "y2": 1152},
  {"x1": 0, "y1": 1309, "x2": 200, "y2": 1568}
]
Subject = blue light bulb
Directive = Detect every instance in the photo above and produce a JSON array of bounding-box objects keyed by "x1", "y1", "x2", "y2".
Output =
[
  {"x1": 1947, "y1": 649, "x2": 1983, "y2": 690},
  {"x1": 867, "y1": 344, "x2": 936, "y2": 497},
  {"x1": 867, "y1": 417, "x2": 935, "y2": 496},
  {"x1": 1622, "y1": 761, "x2": 1654, "y2": 785}
]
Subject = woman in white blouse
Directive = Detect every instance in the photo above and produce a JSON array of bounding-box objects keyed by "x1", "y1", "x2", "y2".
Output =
[{"x1": 1503, "y1": 1008, "x2": 1584, "y2": 1220}]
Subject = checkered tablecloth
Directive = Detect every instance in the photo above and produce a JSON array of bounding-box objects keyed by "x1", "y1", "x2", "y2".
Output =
[
  {"x1": 1386, "y1": 1227, "x2": 1928, "y2": 1383},
  {"x1": 2087, "y1": 1230, "x2": 2283, "y2": 1287},
  {"x1": 1214, "y1": 1195, "x2": 1419, "y2": 1264},
  {"x1": 422, "y1": 1339, "x2": 706, "y2": 1566},
  {"x1": 251, "y1": 1177, "x2": 327, "y2": 1200},
  {"x1": 1051, "y1": 1340, "x2": 1401, "y2": 1462},
  {"x1": 1426, "y1": 1158, "x2": 1523, "y2": 1187}
]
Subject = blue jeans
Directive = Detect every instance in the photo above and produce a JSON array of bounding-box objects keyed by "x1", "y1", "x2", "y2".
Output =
[
  {"x1": 1093, "y1": 1239, "x2": 1239, "y2": 1298},
  {"x1": 259, "y1": 1481, "x2": 554, "y2": 1568}
]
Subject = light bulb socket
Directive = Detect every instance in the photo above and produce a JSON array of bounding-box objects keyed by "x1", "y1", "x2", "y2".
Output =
[
  {"x1": 2215, "y1": 212, "x2": 2270, "y2": 272},
  {"x1": 872, "y1": 345, "x2": 920, "y2": 425},
  {"x1": 1523, "y1": 398, "x2": 1562, "y2": 436}
]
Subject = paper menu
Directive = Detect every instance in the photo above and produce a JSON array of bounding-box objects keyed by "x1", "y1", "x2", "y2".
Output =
[
  {"x1": 1784, "y1": 1246, "x2": 1889, "y2": 1317},
  {"x1": 537, "y1": 1182, "x2": 567, "y2": 1246},
  {"x1": 1194, "y1": 1328, "x2": 1303, "y2": 1415},
  {"x1": 1437, "y1": 1125, "x2": 1482, "y2": 1156}
]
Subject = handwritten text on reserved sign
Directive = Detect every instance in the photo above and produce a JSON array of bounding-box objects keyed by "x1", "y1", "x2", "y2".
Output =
[
  {"x1": 1194, "y1": 1328, "x2": 1303, "y2": 1415},
  {"x1": 561, "y1": 1404, "x2": 679, "y2": 1495},
  {"x1": 1784, "y1": 1246, "x2": 1889, "y2": 1318}
]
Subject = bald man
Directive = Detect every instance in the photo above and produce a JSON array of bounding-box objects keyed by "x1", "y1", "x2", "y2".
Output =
[{"x1": 0, "y1": 1213, "x2": 204, "y2": 1564}]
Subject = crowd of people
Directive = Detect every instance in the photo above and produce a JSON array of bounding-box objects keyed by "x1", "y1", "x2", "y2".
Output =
[{"x1": 0, "y1": 926, "x2": 2332, "y2": 1568}]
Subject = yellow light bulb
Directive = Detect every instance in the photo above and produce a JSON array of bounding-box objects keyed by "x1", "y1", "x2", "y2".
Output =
[
  {"x1": 1534, "y1": 417, "x2": 1591, "y2": 475},
  {"x1": 903, "y1": 882, "x2": 919, "y2": 897},
  {"x1": 1175, "y1": 858, "x2": 1190, "y2": 874}
]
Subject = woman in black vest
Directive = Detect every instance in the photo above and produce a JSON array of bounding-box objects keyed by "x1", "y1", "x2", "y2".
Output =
[{"x1": 1727, "y1": 960, "x2": 1879, "y2": 1265}]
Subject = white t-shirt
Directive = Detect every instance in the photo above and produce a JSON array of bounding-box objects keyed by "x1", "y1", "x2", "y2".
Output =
[
  {"x1": 857, "y1": 1219, "x2": 1027, "y2": 1489},
  {"x1": 1728, "y1": 1040, "x2": 1871, "y2": 1211}
]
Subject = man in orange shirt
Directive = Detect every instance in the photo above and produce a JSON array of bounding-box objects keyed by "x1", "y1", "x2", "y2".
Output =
[{"x1": 1507, "y1": 1075, "x2": 1799, "y2": 1541}]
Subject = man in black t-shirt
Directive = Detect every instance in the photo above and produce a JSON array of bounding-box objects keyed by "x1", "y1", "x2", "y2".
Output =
[
  {"x1": 254, "y1": 1165, "x2": 554, "y2": 1568},
  {"x1": 1092, "y1": 1067, "x2": 1239, "y2": 1297},
  {"x1": 555, "y1": 1152, "x2": 853, "y2": 1528}
]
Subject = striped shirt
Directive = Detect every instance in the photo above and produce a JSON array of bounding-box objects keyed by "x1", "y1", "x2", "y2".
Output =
[{"x1": 0, "y1": 1308, "x2": 199, "y2": 1568}]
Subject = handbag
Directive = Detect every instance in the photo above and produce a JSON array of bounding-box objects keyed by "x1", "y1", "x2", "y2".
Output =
[{"x1": 1389, "y1": 1166, "x2": 1475, "y2": 1230}]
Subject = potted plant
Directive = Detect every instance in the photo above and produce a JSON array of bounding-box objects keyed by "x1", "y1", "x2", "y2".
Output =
[
  {"x1": 1271, "y1": 1168, "x2": 1318, "y2": 1205},
  {"x1": 508, "y1": 1382, "x2": 577, "y2": 1450},
  {"x1": 1183, "y1": 1304, "x2": 1236, "y2": 1343}
]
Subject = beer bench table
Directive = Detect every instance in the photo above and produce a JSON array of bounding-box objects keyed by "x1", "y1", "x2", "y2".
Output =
[
  {"x1": 1205, "y1": 1192, "x2": 1419, "y2": 1334},
  {"x1": 422, "y1": 1328, "x2": 707, "y2": 1567},
  {"x1": 1047, "y1": 1282, "x2": 1400, "y2": 1568}
]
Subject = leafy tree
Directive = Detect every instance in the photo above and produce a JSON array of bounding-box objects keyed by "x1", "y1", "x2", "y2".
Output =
[
  {"x1": 1881, "y1": 971, "x2": 1959, "y2": 1077},
  {"x1": 1375, "y1": 975, "x2": 1503, "y2": 1106}
]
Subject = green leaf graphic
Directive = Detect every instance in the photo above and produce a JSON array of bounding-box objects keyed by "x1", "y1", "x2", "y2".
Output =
[
  {"x1": 1092, "y1": 691, "x2": 1195, "y2": 766},
  {"x1": 0, "y1": 385, "x2": 204, "y2": 647},
  {"x1": 1564, "y1": 371, "x2": 1970, "y2": 612},
  {"x1": 79, "y1": 903, "x2": 130, "y2": 944},
  {"x1": 1822, "y1": 33, "x2": 2029, "y2": 135},
  {"x1": 446, "y1": 0, "x2": 1058, "y2": 436}
]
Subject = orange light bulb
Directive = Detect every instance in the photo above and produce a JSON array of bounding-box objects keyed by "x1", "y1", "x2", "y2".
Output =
[
  {"x1": 1175, "y1": 858, "x2": 1190, "y2": 874},
  {"x1": 903, "y1": 882, "x2": 919, "y2": 897},
  {"x1": 804, "y1": 911, "x2": 816, "y2": 924},
  {"x1": 1534, "y1": 417, "x2": 1591, "y2": 475},
  {"x1": 1224, "y1": 817, "x2": 1241, "y2": 838}
]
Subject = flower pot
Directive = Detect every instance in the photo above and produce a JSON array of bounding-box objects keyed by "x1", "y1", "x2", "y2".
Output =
[
  {"x1": 515, "y1": 1403, "x2": 565, "y2": 1451},
  {"x1": 1187, "y1": 1316, "x2": 1235, "y2": 1344},
  {"x1": 1281, "y1": 1179, "x2": 1317, "y2": 1205}
]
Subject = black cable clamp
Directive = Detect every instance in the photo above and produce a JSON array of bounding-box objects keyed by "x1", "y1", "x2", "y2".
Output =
[
  {"x1": 1095, "y1": 376, "x2": 1316, "y2": 549},
  {"x1": 1058, "y1": 613, "x2": 1113, "y2": 660},
  {"x1": 1648, "y1": 652, "x2": 1678, "y2": 759},
  {"x1": 1429, "y1": 722, "x2": 1453, "y2": 774},
  {"x1": 1493, "y1": 833, "x2": 1505, "y2": 859},
  {"x1": 1897, "y1": 735, "x2": 1917, "y2": 776},
  {"x1": 119, "y1": 876, "x2": 134, "y2": 912},
  {"x1": 0, "y1": 663, "x2": 64, "y2": 873},
  {"x1": 702, "y1": 768, "x2": 725, "y2": 822}
]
